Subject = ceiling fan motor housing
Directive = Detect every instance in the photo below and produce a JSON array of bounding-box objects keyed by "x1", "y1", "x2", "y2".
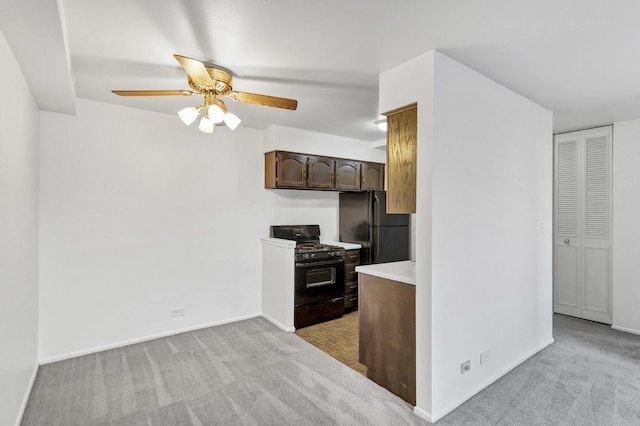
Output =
[{"x1": 188, "y1": 67, "x2": 233, "y2": 95}]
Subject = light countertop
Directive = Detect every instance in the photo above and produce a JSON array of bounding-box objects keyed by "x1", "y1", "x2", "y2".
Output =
[
  {"x1": 261, "y1": 237, "x2": 296, "y2": 248},
  {"x1": 355, "y1": 261, "x2": 416, "y2": 285},
  {"x1": 261, "y1": 238, "x2": 360, "y2": 250},
  {"x1": 324, "y1": 241, "x2": 362, "y2": 250}
]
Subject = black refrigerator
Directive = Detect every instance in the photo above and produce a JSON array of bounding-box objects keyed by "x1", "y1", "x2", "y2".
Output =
[{"x1": 339, "y1": 190, "x2": 410, "y2": 264}]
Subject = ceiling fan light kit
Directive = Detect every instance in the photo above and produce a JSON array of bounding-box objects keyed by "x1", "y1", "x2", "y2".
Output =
[
  {"x1": 112, "y1": 54, "x2": 297, "y2": 135},
  {"x1": 223, "y1": 112, "x2": 241, "y2": 130},
  {"x1": 178, "y1": 106, "x2": 201, "y2": 125},
  {"x1": 208, "y1": 103, "x2": 226, "y2": 124},
  {"x1": 198, "y1": 113, "x2": 215, "y2": 133}
]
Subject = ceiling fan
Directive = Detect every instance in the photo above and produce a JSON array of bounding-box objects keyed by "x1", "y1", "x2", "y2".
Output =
[{"x1": 112, "y1": 54, "x2": 298, "y2": 133}]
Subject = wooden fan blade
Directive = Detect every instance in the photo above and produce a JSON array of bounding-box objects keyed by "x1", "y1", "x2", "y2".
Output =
[
  {"x1": 174, "y1": 54, "x2": 214, "y2": 87},
  {"x1": 112, "y1": 90, "x2": 195, "y2": 96},
  {"x1": 227, "y1": 91, "x2": 297, "y2": 110}
]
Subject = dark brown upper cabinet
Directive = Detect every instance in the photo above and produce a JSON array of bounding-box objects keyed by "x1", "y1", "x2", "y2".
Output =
[
  {"x1": 265, "y1": 150, "x2": 384, "y2": 191},
  {"x1": 307, "y1": 156, "x2": 335, "y2": 189},
  {"x1": 335, "y1": 159, "x2": 361, "y2": 190},
  {"x1": 265, "y1": 151, "x2": 307, "y2": 188},
  {"x1": 361, "y1": 162, "x2": 385, "y2": 191}
]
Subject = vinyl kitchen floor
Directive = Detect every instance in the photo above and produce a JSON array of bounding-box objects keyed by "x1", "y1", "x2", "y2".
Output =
[{"x1": 295, "y1": 310, "x2": 367, "y2": 376}]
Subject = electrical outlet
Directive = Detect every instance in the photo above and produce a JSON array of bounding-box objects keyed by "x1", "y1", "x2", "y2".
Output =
[
  {"x1": 480, "y1": 350, "x2": 490, "y2": 365},
  {"x1": 170, "y1": 307, "x2": 184, "y2": 317},
  {"x1": 461, "y1": 360, "x2": 471, "y2": 374}
]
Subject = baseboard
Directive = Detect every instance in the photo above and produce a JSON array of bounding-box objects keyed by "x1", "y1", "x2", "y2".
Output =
[
  {"x1": 429, "y1": 337, "x2": 556, "y2": 422},
  {"x1": 413, "y1": 406, "x2": 434, "y2": 423},
  {"x1": 262, "y1": 313, "x2": 295, "y2": 332},
  {"x1": 611, "y1": 324, "x2": 640, "y2": 336},
  {"x1": 15, "y1": 363, "x2": 39, "y2": 426},
  {"x1": 39, "y1": 312, "x2": 262, "y2": 365}
]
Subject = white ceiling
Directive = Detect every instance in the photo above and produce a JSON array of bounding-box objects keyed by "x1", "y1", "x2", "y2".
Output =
[{"x1": 4, "y1": 0, "x2": 640, "y2": 141}]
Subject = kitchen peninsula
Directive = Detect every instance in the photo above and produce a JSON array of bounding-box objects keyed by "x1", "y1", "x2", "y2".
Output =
[{"x1": 356, "y1": 261, "x2": 416, "y2": 405}]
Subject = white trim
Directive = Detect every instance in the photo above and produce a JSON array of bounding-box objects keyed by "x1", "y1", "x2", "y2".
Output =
[
  {"x1": 611, "y1": 325, "x2": 640, "y2": 336},
  {"x1": 260, "y1": 237, "x2": 296, "y2": 249},
  {"x1": 413, "y1": 406, "x2": 434, "y2": 423},
  {"x1": 15, "y1": 363, "x2": 39, "y2": 426},
  {"x1": 262, "y1": 313, "x2": 295, "y2": 332},
  {"x1": 38, "y1": 313, "x2": 261, "y2": 364},
  {"x1": 429, "y1": 338, "x2": 555, "y2": 422}
]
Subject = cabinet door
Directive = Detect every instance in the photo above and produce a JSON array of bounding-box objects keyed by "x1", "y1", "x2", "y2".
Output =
[
  {"x1": 361, "y1": 162, "x2": 385, "y2": 191},
  {"x1": 307, "y1": 155, "x2": 335, "y2": 189},
  {"x1": 277, "y1": 152, "x2": 307, "y2": 188},
  {"x1": 335, "y1": 159, "x2": 361, "y2": 190},
  {"x1": 386, "y1": 104, "x2": 417, "y2": 213},
  {"x1": 345, "y1": 249, "x2": 360, "y2": 266},
  {"x1": 344, "y1": 249, "x2": 360, "y2": 308}
]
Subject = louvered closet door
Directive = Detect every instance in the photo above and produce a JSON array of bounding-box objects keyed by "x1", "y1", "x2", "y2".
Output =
[
  {"x1": 581, "y1": 128, "x2": 612, "y2": 323},
  {"x1": 553, "y1": 126, "x2": 612, "y2": 324},
  {"x1": 554, "y1": 134, "x2": 582, "y2": 318}
]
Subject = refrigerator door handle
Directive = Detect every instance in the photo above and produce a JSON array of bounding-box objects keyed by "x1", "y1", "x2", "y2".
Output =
[
  {"x1": 374, "y1": 227, "x2": 380, "y2": 259},
  {"x1": 373, "y1": 192, "x2": 380, "y2": 226}
]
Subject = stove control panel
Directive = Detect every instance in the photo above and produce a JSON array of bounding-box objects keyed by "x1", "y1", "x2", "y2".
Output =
[{"x1": 296, "y1": 248, "x2": 345, "y2": 262}]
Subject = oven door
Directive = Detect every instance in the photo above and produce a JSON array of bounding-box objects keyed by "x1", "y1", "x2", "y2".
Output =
[{"x1": 294, "y1": 258, "x2": 345, "y2": 306}]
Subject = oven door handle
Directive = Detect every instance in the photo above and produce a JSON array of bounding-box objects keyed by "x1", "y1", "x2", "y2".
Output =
[{"x1": 295, "y1": 259, "x2": 344, "y2": 267}]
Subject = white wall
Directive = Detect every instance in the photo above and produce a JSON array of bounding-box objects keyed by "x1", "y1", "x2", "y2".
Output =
[
  {"x1": 612, "y1": 119, "x2": 640, "y2": 334},
  {"x1": 379, "y1": 50, "x2": 553, "y2": 422},
  {"x1": 0, "y1": 29, "x2": 40, "y2": 426},
  {"x1": 379, "y1": 51, "x2": 435, "y2": 416},
  {"x1": 264, "y1": 125, "x2": 386, "y2": 163},
  {"x1": 39, "y1": 99, "x2": 270, "y2": 361},
  {"x1": 429, "y1": 52, "x2": 553, "y2": 419},
  {"x1": 38, "y1": 100, "x2": 382, "y2": 361}
]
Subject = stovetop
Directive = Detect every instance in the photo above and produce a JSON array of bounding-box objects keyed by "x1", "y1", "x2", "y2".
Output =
[
  {"x1": 295, "y1": 242, "x2": 345, "y2": 261},
  {"x1": 270, "y1": 225, "x2": 345, "y2": 262}
]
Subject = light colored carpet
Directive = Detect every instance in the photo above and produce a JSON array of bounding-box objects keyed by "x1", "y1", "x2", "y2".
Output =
[
  {"x1": 436, "y1": 314, "x2": 640, "y2": 425},
  {"x1": 22, "y1": 314, "x2": 640, "y2": 425},
  {"x1": 22, "y1": 316, "x2": 423, "y2": 426},
  {"x1": 295, "y1": 310, "x2": 367, "y2": 376}
]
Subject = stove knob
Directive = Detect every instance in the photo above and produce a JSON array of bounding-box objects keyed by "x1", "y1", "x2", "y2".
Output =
[
  {"x1": 311, "y1": 253, "x2": 315, "y2": 258},
  {"x1": 329, "y1": 251, "x2": 334, "y2": 256},
  {"x1": 303, "y1": 253, "x2": 310, "y2": 259}
]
